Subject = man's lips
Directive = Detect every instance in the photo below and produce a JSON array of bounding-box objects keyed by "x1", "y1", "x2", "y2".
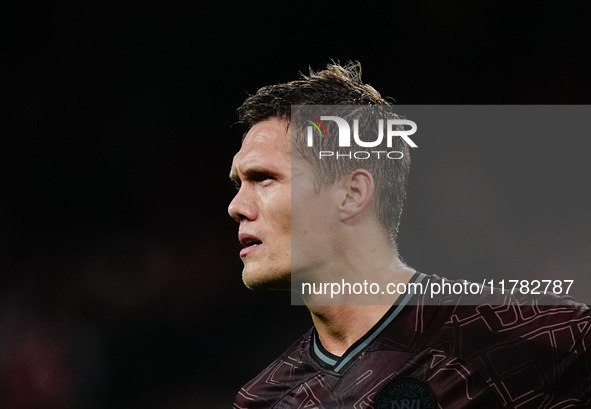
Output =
[{"x1": 238, "y1": 233, "x2": 263, "y2": 257}]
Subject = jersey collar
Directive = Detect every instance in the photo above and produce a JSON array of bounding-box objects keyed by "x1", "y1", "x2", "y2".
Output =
[{"x1": 310, "y1": 272, "x2": 426, "y2": 373}]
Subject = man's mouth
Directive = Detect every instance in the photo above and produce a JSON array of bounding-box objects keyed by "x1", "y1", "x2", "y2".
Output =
[{"x1": 239, "y1": 233, "x2": 263, "y2": 257}]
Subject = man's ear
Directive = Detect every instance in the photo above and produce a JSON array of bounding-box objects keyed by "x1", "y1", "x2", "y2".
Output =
[{"x1": 339, "y1": 169, "x2": 375, "y2": 221}]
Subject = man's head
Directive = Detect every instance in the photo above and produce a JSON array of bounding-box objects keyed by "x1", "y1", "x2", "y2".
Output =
[
  {"x1": 237, "y1": 62, "x2": 411, "y2": 242},
  {"x1": 229, "y1": 62, "x2": 412, "y2": 289}
]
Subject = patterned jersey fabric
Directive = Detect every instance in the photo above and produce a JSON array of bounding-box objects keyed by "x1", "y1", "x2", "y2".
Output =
[{"x1": 234, "y1": 273, "x2": 591, "y2": 408}]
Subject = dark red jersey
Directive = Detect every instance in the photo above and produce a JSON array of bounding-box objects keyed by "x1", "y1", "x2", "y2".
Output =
[{"x1": 234, "y1": 274, "x2": 591, "y2": 408}]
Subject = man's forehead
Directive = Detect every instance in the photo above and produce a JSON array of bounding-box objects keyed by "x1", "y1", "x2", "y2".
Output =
[
  {"x1": 230, "y1": 117, "x2": 291, "y2": 177},
  {"x1": 233, "y1": 119, "x2": 289, "y2": 158},
  {"x1": 242, "y1": 117, "x2": 290, "y2": 148}
]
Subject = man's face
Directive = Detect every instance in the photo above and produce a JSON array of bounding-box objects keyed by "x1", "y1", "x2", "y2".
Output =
[{"x1": 228, "y1": 117, "x2": 292, "y2": 289}]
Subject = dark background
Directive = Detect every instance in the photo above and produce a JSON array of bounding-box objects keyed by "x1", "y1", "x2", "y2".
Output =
[{"x1": 2, "y1": 2, "x2": 590, "y2": 408}]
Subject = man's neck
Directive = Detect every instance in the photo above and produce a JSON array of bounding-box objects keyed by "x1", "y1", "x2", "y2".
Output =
[{"x1": 307, "y1": 265, "x2": 415, "y2": 357}]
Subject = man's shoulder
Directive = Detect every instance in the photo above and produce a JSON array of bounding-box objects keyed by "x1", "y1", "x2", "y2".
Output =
[
  {"x1": 233, "y1": 328, "x2": 320, "y2": 409},
  {"x1": 416, "y1": 274, "x2": 591, "y2": 342},
  {"x1": 413, "y1": 274, "x2": 591, "y2": 388}
]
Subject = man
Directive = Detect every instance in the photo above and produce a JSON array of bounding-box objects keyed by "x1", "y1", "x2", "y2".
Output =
[{"x1": 228, "y1": 62, "x2": 591, "y2": 408}]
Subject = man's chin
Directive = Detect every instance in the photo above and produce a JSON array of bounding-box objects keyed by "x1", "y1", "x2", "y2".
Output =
[{"x1": 242, "y1": 269, "x2": 291, "y2": 291}]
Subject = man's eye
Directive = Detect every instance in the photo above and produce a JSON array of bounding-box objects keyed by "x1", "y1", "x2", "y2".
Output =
[
  {"x1": 233, "y1": 181, "x2": 241, "y2": 191},
  {"x1": 252, "y1": 173, "x2": 276, "y2": 184},
  {"x1": 258, "y1": 178, "x2": 275, "y2": 187}
]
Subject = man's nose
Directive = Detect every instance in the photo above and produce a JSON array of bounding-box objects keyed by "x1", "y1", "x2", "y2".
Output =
[{"x1": 228, "y1": 188, "x2": 257, "y2": 222}]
